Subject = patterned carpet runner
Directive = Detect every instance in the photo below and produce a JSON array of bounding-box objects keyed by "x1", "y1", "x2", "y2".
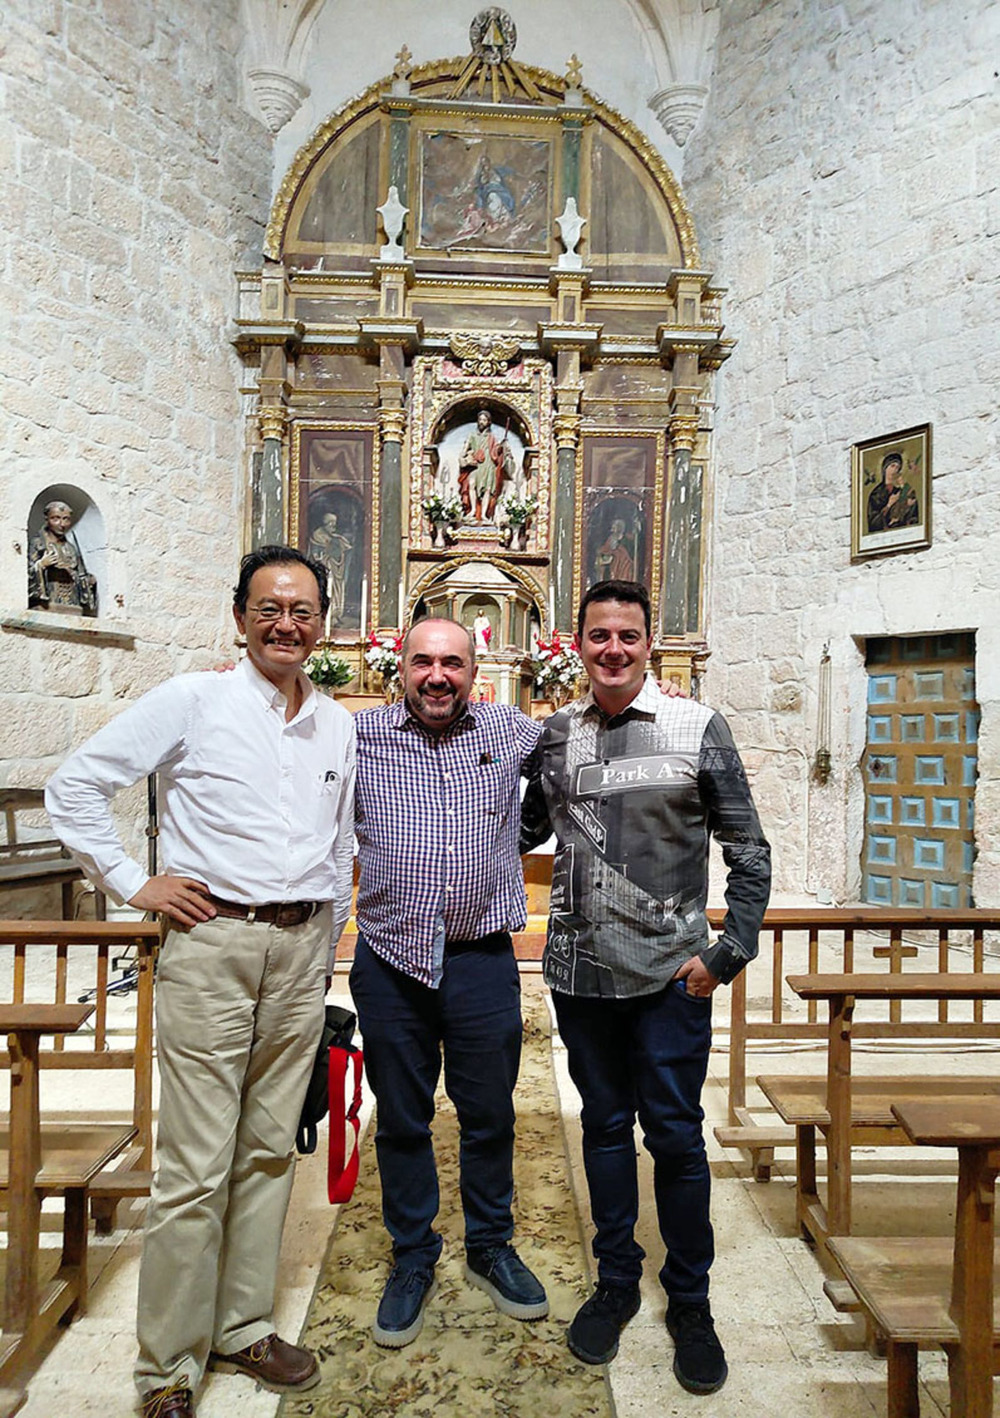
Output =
[{"x1": 281, "y1": 995, "x2": 612, "y2": 1418}]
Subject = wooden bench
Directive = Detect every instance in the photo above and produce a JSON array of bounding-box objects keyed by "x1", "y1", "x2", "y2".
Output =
[
  {"x1": 0, "y1": 1004, "x2": 133, "y2": 1403},
  {"x1": 0, "y1": 921, "x2": 158, "y2": 1240},
  {"x1": 758, "y1": 973, "x2": 1000, "y2": 1251},
  {"x1": 828, "y1": 1099, "x2": 1000, "y2": 1418},
  {"x1": 714, "y1": 908, "x2": 1000, "y2": 1181},
  {"x1": 0, "y1": 791, "x2": 106, "y2": 922}
]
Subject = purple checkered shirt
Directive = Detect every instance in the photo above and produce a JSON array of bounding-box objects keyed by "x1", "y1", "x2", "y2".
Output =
[{"x1": 354, "y1": 699, "x2": 542, "y2": 988}]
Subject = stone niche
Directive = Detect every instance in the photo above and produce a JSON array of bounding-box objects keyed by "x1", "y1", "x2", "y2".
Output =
[{"x1": 26, "y1": 485, "x2": 106, "y2": 620}]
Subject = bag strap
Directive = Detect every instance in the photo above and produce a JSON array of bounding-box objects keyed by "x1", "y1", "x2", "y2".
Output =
[{"x1": 327, "y1": 1044, "x2": 364, "y2": 1204}]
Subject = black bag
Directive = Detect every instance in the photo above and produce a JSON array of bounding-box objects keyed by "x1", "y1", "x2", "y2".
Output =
[{"x1": 297, "y1": 1004, "x2": 358, "y2": 1155}]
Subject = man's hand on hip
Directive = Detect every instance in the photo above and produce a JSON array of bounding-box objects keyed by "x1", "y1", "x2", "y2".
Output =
[
  {"x1": 129, "y1": 875, "x2": 217, "y2": 927},
  {"x1": 673, "y1": 955, "x2": 721, "y2": 998}
]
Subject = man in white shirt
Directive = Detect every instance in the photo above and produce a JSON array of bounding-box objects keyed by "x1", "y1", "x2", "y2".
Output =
[{"x1": 46, "y1": 546, "x2": 356, "y2": 1418}]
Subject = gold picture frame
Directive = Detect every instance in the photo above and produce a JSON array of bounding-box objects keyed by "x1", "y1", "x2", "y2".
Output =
[{"x1": 851, "y1": 423, "x2": 932, "y2": 561}]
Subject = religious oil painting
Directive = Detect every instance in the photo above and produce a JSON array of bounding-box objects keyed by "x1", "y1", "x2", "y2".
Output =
[
  {"x1": 296, "y1": 427, "x2": 372, "y2": 637},
  {"x1": 417, "y1": 131, "x2": 552, "y2": 254},
  {"x1": 851, "y1": 424, "x2": 932, "y2": 561},
  {"x1": 584, "y1": 490, "x2": 649, "y2": 591}
]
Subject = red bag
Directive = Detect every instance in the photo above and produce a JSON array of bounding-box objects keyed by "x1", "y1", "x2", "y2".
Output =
[{"x1": 327, "y1": 1041, "x2": 364, "y2": 1204}]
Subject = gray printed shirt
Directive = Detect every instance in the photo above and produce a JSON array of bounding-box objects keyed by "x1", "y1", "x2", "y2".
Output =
[{"x1": 520, "y1": 677, "x2": 771, "y2": 998}]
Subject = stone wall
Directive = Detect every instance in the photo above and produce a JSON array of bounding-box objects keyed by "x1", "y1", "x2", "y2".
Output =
[
  {"x1": 1, "y1": 0, "x2": 272, "y2": 872},
  {"x1": 684, "y1": 0, "x2": 1000, "y2": 902}
]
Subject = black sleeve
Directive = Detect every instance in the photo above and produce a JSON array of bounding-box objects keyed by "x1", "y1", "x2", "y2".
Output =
[
  {"x1": 519, "y1": 738, "x2": 553, "y2": 854},
  {"x1": 697, "y1": 712, "x2": 771, "y2": 984}
]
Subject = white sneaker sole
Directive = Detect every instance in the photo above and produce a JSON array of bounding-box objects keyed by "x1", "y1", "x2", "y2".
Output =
[
  {"x1": 465, "y1": 1264, "x2": 550, "y2": 1320},
  {"x1": 372, "y1": 1278, "x2": 438, "y2": 1347}
]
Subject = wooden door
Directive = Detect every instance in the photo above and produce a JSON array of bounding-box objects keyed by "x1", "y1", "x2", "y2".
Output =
[{"x1": 862, "y1": 634, "x2": 979, "y2": 907}]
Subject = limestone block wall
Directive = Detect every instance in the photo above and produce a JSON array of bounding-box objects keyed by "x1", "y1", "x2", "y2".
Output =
[
  {"x1": 1, "y1": 0, "x2": 272, "y2": 875},
  {"x1": 684, "y1": 0, "x2": 1000, "y2": 901}
]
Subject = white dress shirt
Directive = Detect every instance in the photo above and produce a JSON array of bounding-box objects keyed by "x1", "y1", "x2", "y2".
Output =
[{"x1": 46, "y1": 659, "x2": 356, "y2": 960}]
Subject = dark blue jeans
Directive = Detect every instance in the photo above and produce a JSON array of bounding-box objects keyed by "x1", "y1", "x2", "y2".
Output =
[
  {"x1": 349, "y1": 937, "x2": 522, "y2": 1270},
  {"x1": 553, "y1": 979, "x2": 714, "y2": 1304}
]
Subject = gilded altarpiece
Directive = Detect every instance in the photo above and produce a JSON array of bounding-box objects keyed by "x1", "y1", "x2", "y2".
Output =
[{"x1": 236, "y1": 31, "x2": 733, "y2": 702}]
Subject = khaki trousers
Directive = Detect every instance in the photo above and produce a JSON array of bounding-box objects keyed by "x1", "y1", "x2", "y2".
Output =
[{"x1": 134, "y1": 907, "x2": 330, "y2": 1397}]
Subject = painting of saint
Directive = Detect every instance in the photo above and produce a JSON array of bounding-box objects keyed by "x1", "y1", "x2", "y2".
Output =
[
  {"x1": 851, "y1": 424, "x2": 931, "y2": 560},
  {"x1": 308, "y1": 510, "x2": 352, "y2": 626},
  {"x1": 418, "y1": 132, "x2": 551, "y2": 254},
  {"x1": 866, "y1": 451, "x2": 919, "y2": 534},
  {"x1": 305, "y1": 489, "x2": 364, "y2": 633},
  {"x1": 586, "y1": 497, "x2": 645, "y2": 589},
  {"x1": 594, "y1": 518, "x2": 635, "y2": 582}
]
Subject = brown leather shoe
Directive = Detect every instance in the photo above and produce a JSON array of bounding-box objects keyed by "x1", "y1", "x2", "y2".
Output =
[
  {"x1": 140, "y1": 1380, "x2": 195, "y2": 1417},
  {"x1": 208, "y1": 1332, "x2": 320, "y2": 1392}
]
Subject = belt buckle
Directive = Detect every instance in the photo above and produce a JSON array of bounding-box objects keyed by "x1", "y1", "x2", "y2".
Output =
[{"x1": 274, "y1": 902, "x2": 299, "y2": 928}]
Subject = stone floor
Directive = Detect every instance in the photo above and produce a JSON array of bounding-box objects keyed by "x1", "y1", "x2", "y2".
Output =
[{"x1": 4, "y1": 962, "x2": 982, "y2": 1418}]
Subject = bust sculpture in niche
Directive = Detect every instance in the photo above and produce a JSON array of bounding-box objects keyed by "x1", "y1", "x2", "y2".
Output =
[{"x1": 27, "y1": 500, "x2": 97, "y2": 616}]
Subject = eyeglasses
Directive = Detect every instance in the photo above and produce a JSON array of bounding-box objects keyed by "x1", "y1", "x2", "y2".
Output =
[{"x1": 247, "y1": 603, "x2": 322, "y2": 625}]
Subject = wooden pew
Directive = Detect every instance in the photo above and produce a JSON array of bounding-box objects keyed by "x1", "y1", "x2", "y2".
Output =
[
  {"x1": 758, "y1": 973, "x2": 1000, "y2": 1251},
  {"x1": 714, "y1": 908, "x2": 1000, "y2": 1181},
  {"x1": 0, "y1": 921, "x2": 158, "y2": 1239},
  {"x1": 0, "y1": 1004, "x2": 123, "y2": 1402},
  {"x1": 829, "y1": 1098, "x2": 1000, "y2": 1418},
  {"x1": 0, "y1": 791, "x2": 106, "y2": 922}
]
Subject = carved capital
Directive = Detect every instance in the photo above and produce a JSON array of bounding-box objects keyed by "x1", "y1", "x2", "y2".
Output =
[
  {"x1": 258, "y1": 405, "x2": 288, "y2": 442},
  {"x1": 378, "y1": 407, "x2": 407, "y2": 443},
  {"x1": 668, "y1": 412, "x2": 700, "y2": 454},
  {"x1": 553, "y1": 409, "x2": 580, "y2": 450}
]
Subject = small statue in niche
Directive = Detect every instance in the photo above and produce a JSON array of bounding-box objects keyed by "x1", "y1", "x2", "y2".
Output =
[
  {"x1": 458, "y1": 408, "x2": 514, "y2": 521},
  {"x1": 28, "y1": 500, "x2": 97, "y2": 616},
  {"x1": 473, "y1": 611, "x2": 493, "y2": 651}
]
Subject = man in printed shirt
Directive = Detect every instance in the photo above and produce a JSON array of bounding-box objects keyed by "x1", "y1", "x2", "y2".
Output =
[
  {"x1": 350, "y1": 616, "x2": 548, "y2": 1346},
  {"x1": 520, "y1": 579, "x2": 770, "y2": 1395},
  {"x1": 45, "y1": 546, "x2": 356, "y2": 1418}
]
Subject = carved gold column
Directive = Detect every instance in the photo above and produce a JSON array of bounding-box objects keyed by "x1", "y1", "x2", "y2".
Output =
[
  {"x1": 377, "y1": 383, "x2": 407, "y2": 628},
  {"x1": 552, "y1": 394, "x2": 582, "y2": 634},
  {"x1": 663, "y1": 390, "x2": 702, "y2": 638},
  {"x1": 256, "y1": 401, "x2": 288, "y2": 548},
  {"x1": 362, "y1": 296, "x2": 421, "y2": 632},
  {"x1": 540, "y1": 304, "x2": 600, "y2": 635}
]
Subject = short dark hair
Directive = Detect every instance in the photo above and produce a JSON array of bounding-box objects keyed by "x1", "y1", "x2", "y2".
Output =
[
  {"x1": 577, "y1": 579, "x2": 652, "y2": 640},
  {"x1": 233, "y1": 545, "x2": 329, "y2": 617}
]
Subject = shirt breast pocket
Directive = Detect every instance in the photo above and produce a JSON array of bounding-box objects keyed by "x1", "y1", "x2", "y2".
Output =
[{"x1": 308, "y1": 772, "x2": 342, "y2": 831}]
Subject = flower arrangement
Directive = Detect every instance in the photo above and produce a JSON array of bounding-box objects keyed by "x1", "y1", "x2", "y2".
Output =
[
  {"x1": 501, "y1": 492, "x2": 539, "y2": 527},
  {"x1": 365, "y1": 630, "x2": 403, "y2": 684},
  {"x1": 422, "y1": 491, "x2": 464, "y2": 526},
  {"x1": 530, "y1": 633, "x2": 584, "y2": 701},
  {"x1": 303, "y1": 647, "x2": 353, "y2": 688}
]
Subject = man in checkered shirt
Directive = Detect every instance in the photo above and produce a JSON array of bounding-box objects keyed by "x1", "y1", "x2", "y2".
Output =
[{"x1": 350, "y1": 617, "x2": 547, "y2": 1347}]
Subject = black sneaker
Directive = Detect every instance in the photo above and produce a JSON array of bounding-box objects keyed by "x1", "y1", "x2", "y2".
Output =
[
  {"x1": 372, "y1": 1265, "x2": 437, "y2": 1347},
  {"x1": 465, "y1": 1243, "x2": 549, "y2": 1319},
  {"x1": 567, "y1": 1283, "x2": 641, "y2": 1364},
  {"x1": 666, "y1": 1302, "x2": 728, "y2": 1394}
]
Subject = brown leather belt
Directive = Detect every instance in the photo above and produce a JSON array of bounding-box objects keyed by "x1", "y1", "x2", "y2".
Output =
[{"x1": 207, "y1": 895, "x2": 325, "y2": 928}]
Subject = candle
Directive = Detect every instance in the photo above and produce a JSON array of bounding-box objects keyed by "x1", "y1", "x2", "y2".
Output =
[{"x1": 359, "y1": 572, "x2": 368, "y2": 638}]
